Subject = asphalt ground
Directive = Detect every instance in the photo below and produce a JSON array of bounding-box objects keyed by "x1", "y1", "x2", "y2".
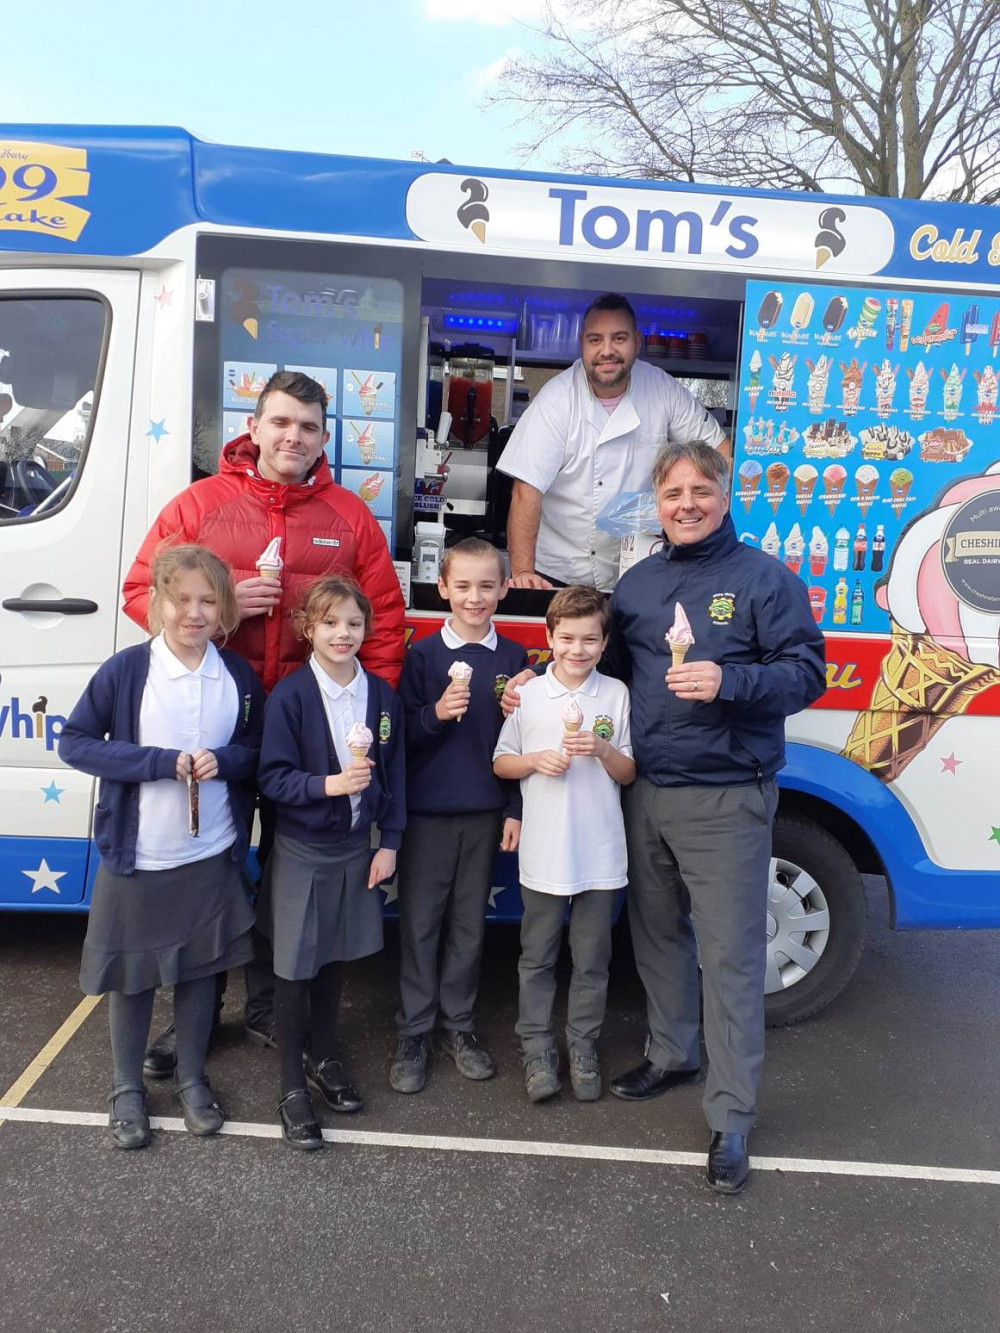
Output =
[{"x1": 1, "y1": 878, "x2": 998, "y2": 1333}]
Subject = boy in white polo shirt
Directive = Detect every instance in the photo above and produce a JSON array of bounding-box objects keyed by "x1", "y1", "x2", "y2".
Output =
[{"x1": 494, "y1": 586, "x2": 635, "y2": 1102}]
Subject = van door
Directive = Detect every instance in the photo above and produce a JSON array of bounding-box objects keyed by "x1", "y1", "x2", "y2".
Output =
[{"x1": 0, "y1": 270, "x2": 139, "y2": 907}]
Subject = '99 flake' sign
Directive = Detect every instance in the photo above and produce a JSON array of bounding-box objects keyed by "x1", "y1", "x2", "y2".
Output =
[{"x1": 0, "y1": 140, "x2": 91, "y2": 242}]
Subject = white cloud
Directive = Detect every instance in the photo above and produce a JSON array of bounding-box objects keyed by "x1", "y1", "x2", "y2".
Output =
[{"x1": 467, "y1": 50, "x2": 519, "y2": 95}]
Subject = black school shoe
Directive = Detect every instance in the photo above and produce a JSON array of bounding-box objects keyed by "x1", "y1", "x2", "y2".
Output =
[
  {"x1": 175, "y1": 1079, "x2": 224, "y2": 1137},
  {"x1": 108, "y1": 1086, "x2": 151, "y2": 1151},
  {"x1": 304, "y1": 1056, "x2": 364, "y2": 1113},
  {"x1": 277, "y1": 1090, "x2": 324, "y2": 1150},
  {"x1": 143, "y1": 1025, "x2": 177, "y2": 1080}
]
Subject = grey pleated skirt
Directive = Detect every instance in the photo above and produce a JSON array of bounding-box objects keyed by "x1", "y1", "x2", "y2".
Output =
[
  {"x1": 262, "y1": 830, "x2": 382, "y2": 981},
  {"x1": 80, "y1": 848, "x2": 255, "y2": 996}
]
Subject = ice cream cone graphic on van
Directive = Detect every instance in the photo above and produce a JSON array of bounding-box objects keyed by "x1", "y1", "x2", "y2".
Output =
[{"x1": 457, "y1": 178, "x2": 490, "y2": 245}]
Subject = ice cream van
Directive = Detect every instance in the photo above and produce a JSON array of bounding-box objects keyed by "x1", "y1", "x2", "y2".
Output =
[{"x1": 2, "y1": 125, "x2": 999, "y2": 1025}]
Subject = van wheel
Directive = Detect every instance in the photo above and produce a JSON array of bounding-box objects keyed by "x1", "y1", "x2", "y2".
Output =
[{"x1": 764, "y1": 814, "x2": 867, "y2": 1027}]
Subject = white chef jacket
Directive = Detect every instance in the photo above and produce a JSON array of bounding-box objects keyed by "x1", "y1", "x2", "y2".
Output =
[{"x1": 496, "y1": 358, "x2": 725, "y2": 591}]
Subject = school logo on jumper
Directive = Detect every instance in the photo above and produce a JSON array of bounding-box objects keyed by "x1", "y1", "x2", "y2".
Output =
[
  {"x1": 378, "y1": 711, "x2": 391, "y2": 744},
  {"x1": 457, "y1": 178, "x2": 490, "y2": 245},
  {"x1": 493, "y1": 674, "x2": 509, "y2": 703},
  {"x1": 592, "y1": 715, "x2": 614, "y2": 741},
  {"x1": 709, "y1": 593, "x2": 736, "y2": 624},
  {"x1": 0, "y1": 139, "x2": 91, "y2": 242},
  {"x1": 242, "y1": 694, "x2": 252, "y2": 725}
]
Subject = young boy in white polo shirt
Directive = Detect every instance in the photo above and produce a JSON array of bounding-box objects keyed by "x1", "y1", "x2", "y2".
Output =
[{"x1": 493, "y1": 586, "x2": 635, "y2": 1102}]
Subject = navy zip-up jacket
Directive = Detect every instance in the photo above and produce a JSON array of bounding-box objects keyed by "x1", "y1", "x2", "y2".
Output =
[
  {"x1": 257, "y1": 664, "x2": 406, "y2": 851},
  {"x1": 608, "y1": 513, "x2": 826, "y2": 787},
  {"x1": 58, "y1": 643, "x2": 265, "y2": 874},
  {"x1": 398, "y1": 631, "x2": 528, "y2": 818}
]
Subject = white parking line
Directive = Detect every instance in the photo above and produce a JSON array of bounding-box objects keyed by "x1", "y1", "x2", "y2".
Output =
[{"x1": 2, "y1": 1104, "x2": 999, "y2": 1186}]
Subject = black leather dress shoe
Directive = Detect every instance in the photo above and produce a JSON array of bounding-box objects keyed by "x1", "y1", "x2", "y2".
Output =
[
  {"x1": 175, "y1": 1079, "x2": 224, "y2": 1137},
  {"x1": 143, "y1": 1025, "x2": 177, "y2": 1080},
  {"x1": 305, "y1": 1056, "x2": 364, "y2": 1114},
  {"x1": 609, "y1": 1060, "x2": 702, "y2": 1101},
  {"x1": 706, "y1": 1132, "x2": 750, "y2": 1194},
  {"x1": 247, "y1": 1020, "x2": 277, "y2": 1049},
  {"x1": 277, "y1": 1090, "x2": 324, "y2": 1150},
  {"x1": 108, "y1": 1086, "x2": 151, "y2": 1151}
]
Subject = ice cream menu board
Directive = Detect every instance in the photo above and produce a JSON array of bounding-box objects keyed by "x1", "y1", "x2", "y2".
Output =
[
  {"x1": 735, "y1": 278, "x2": 1000, "y2": 635},
  {"x1": 219, "y1": 268, "x2": 403, "y2": 549}
]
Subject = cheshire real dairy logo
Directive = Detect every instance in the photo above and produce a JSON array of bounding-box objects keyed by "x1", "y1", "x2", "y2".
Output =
[
  {"x1": 406, "y1": 173, "x2": 895, "y2": 278},
  {"x1": 0, "y1": 140, "x2": 91, "y2": 242},
  {"x1": 0, "y1": 675, "x2": 66, "y2": 752}
]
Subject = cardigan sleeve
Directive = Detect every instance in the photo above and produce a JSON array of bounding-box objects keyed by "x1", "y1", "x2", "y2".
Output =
[
  {"x1": 257, "y1": 686, "x2": 330, "y2": 806},
  {"x1": 58, "y1": 656, "x2": 180, "y2": 782}
]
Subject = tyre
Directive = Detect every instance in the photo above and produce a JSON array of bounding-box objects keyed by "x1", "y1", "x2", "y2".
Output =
[{"x1": 763, "y1": 813, "x2": 867, "y2": 1027}]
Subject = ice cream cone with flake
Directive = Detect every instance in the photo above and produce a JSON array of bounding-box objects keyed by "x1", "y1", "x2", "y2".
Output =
[
  {"x1": 255, "y1": 537, "x2": 283, "y2": 617},
  {"x1": 665, "y1": 601, "x2": 695, "y2": 674}
]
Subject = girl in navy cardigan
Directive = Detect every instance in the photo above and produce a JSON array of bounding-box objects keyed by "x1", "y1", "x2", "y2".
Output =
[
  {"x1": 258, "y1": 575, "x2": 405, "y2": 1150},
  {"x1": 59, "y1": 546, "x2": 264, "y2": 1150}
]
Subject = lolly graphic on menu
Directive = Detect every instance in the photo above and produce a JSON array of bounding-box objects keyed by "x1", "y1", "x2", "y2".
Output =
[
  {"x1": 885, "y1": 298, "x2": 899, "y2": 351},
  {"x1": 871, "y1": 359, "x2": 899, "y2": 417},
  {"x1": 793, "y1": 464, "x2": 817, "y2": 514},
  {"x1": 790, "y1": 292, "x2": 814, "y2": 332},
  {"x1": 350, "y1": 421, "x2": 379, "y2": 464},
  {"x1": 905, "y1": 361, "x2": 930, "y2": 422},
  {"x1": 960, "y1": 305, "x2": 981, "y2": 357},
  {"x1": 912, "y1": 302, "x2": 957, "y2": 349},
  {"x1": 665, "y1": 602, "x2": 696, "y2": 669},
  {"x1": 761, "y1": 522, "x2": 781, "y2": 559},
  {"x1": 823, "y1": 295, "x2": 849, "y2": 334},
  {"x1": 849, "y1": 296, "x2": 881, "y2": 348},
  {"x1": 809, "y1": 527, "x2": 828, "y2": 576},
  {"x1": 783, "y1": 523, "x2": 805, "y2": 574},
  {"x1": 889, "y1": 467, "x2": 913, "y2": 516},
  {"x1": 353, "y1": 373, "x2": 381, "y2": 416},
  {"x1": 839, "y1": 359, "x2": 866, "y2": 416},
  {"x1": 899, "y1": 299, "x2": 914, "y2": 352},
  {"x1": 757, "y1": 290, "x2": 783, "y2": 330},
  {"x1": 990, "y1": 310, "x2": 1000, "y2": 358},
  {"x1": 972, "y1": 367, "x2": 999, "y2": 425},
  {"x1": 747, "y1": 350, "x2": 763, "y2": 410},
  {"x1": 738, "y1": 460, "x2": 763, "y2": 510},
  {"x1": 768, "y1": 352, "x2": 797, "y2": 411},
  {"x1": 814, "y1": 207, "x2": 847, "y2": 269},
  {"x1": 940, "y1": 364, "x2": 966, "y2": 421},
  {"x1": 358, "y1": 472, "x2": 385, "y2": 505},
  {"x1": 822, "y1": 463, "x2": 847, "y2": 513},
  {"x1": 805, "y1": 356, "x2": 831, "y2": 414},
  {"x1": 854, "y1": 464, "x2": 879, "y2": 516},
  {"x1": 765, "y1": 461, "x2": 789, "y2": 513}
]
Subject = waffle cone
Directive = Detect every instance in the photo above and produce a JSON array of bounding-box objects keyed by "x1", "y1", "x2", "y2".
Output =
[
  {"x1": 670, "y1": 644, "x2": 690, "y2": 668},
  {"x1": 563, "y1": 720, "x2": 583, "y2": 735},
  {"x1": 348, "y1": 745, "x2": 370, "y2": 762},
  {"x1": 842, "y1": 624, "x2": 1000, "y2": 782},
  {"x1": 260, "y1": 565, "x2": 280, "y2": 617}
]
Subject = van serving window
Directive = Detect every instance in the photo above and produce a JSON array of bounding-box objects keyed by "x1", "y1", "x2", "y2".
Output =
[{"x1": 0, "y1": 295, "x2": 106, "y2": 524}]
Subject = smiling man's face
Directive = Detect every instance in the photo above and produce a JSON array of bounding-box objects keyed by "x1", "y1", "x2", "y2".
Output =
[
  {"x1": 250, "y1": 390, "x2": 329, "y2": 485},
  {"x1": 656, "y1": 457, "x2": 729, "y2": 547},
  {"x1": 579, "y1": 308, "x2": 641, "y2": 398}
]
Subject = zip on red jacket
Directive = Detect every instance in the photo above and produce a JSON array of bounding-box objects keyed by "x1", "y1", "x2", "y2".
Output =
[{"x1": 122, "y1": 434, "x2": 405, "y2": 691}]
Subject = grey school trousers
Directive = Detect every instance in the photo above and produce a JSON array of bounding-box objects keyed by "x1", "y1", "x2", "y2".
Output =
[
  {"x1": 395, "y1": 810, "x2": 503, "y2": 1036},
  {"x1": 515, "y1": 886, "x2": 618, "y2": 1052},
  {"x1": 624, "y1": 777, "x2": 778, "y2": 1134}
]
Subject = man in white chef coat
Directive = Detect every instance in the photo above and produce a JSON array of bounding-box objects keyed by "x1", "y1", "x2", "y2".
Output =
[{"x1": 497, "y1": 294, "x2": 731, "y2": 591}]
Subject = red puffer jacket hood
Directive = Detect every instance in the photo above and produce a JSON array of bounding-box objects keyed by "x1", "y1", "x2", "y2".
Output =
[{"x1": 122, "y1": 434, "x2": 405, "y2": 690}]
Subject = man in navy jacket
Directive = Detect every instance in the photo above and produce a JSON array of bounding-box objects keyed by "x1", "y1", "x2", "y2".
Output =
[{"x1": 607, "y1": 441, "x2": 825, "y2": 1195}]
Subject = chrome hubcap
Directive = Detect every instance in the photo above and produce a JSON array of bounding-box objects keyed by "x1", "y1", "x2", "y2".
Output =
[{"x1": 764, "y1": 856, "x2": 831, "y2": 994}]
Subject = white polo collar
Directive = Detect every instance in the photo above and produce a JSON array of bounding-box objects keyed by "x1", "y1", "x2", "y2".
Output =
[
  {"x1": 543, "y1": 663, "x2": 600, "y2": 698},
  {"x1": 309, "y1": 654, "x2": 363, "y2": 700},
  {"x1": 441, "y1": 618, "x2": 498, "y2": 652},
  {"x1": 150, "y1": 633, "x2": 221, "y2": 679}
]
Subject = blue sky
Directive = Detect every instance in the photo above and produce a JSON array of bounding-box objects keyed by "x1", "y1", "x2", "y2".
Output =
[{"x1": 3, "y1": 0, "x2": 554, "y2": 170}]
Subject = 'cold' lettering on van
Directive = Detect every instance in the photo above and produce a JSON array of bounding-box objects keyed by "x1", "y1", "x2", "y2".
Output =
[
  {"x1": 549, "y1": 188, "x2": 759, "y2": 260},
  {"x1": 0, "y1": 697, "x2": 66, "y2": 750}
]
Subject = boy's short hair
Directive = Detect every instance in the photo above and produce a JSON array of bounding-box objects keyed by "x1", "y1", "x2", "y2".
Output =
[
  {"x1": 440, "y1": 537, "x2": 506, "y2": 583},
  {"x1": 545, "y1": 585, "x2": 611, "y2": 635}
]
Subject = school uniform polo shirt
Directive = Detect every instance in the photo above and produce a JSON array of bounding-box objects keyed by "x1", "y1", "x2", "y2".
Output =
[
  {"x1": 493, "y1": 664, "x2": 632, "y2": 895},
  {"x1": 135, "y1": 635, "x2": 238, "y2": 870}
]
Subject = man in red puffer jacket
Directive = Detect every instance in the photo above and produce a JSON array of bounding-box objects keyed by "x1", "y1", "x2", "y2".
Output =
[{"x1": 122, "y1": 370, "x2": 405, "y2": 1068}]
